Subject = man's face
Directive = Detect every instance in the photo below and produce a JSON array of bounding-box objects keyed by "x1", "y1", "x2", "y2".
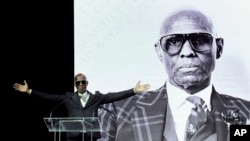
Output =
[
  {"x1": 156, "y1": 15, "x2": 218, "y2": 90},
  {"x1": 75, "y1": 75, "x2": 88, "y2": 93}
]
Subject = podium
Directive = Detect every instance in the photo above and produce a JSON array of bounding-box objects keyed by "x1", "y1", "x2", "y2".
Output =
[{"x1": 44, "y1": 117, "x2": 101, "y2": 141}]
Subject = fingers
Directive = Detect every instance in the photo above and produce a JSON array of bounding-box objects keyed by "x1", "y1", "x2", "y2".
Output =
[
  {"x1": 139, "y1": 84, "x2": 150, "y2": 91},
  {"x1": 143, "y1": 84, "x2": 150, "y2": 89},
  {"x1": 138, "y1": 82, "x2": 150, "y2": 89},
  {"x1": 13, "y1": 83, "x2": 20, "y2": 87},
  {"x1": 13, "y1": 83, "x2": 20, "y2": 90},
  {"x1": 13, "y1": 83, "x2": 18, "y2": 88},
  {"x1": 135, "y1": 81, "x2": 151, "y2": 91}
]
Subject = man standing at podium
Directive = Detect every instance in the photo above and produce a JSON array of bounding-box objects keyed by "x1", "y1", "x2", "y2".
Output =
[{"x1": 13, "y1": 73, "x2": 150, "y2": 141}]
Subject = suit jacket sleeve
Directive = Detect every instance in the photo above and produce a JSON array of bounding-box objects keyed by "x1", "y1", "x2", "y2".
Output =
[
  {"x1": 30, "y1": 89, "x2": 66, "y2": 103},
  {"x1": 96, "y1": 88, "x2": 135, "y2": 104}
]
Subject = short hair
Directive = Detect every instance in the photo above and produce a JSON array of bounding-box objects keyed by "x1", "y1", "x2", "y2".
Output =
[{"x1": 160, "y1": 8, "x2": 216, "y2": 36}]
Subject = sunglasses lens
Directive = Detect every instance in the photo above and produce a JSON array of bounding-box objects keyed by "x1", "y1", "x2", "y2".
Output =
[
  {"x1": 160, "y1": 33, "x2": 213, "y2": 55},
  {"x1": 190, "y1": 33, "x2": 213, "y2": 51},
  {"x1": 160, "y1": 35, "x2": 184, "y2": 55},
  {"x1": 76, "y1": 80, "x2": 86, "y2": 85}
]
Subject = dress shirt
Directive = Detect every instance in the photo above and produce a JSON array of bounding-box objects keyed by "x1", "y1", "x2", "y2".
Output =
[
  {"x1": 78, "y1": 91, "x2": 90, "y2": 108},
  {"x1": 166, "y1": 82, "x2": 212, "y2": 141}
]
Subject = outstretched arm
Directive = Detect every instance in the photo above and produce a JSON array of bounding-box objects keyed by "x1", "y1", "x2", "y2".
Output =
[
  {"x1": 134, "y1": 80, "x2": 150, "y2": 93},
  {"x1": 99, "y1": 81, "x2": 151, "y2": 104},
  {"x1": 13, "y1": 80, "x2": 31, "y2": 94},
  {"x1": 13, "y1": 80, "x2": 65, "y2": 102}
]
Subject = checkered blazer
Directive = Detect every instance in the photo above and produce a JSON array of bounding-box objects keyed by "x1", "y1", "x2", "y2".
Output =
[{"x1": 98, "y1": 84, "x2": 250, "y2": 141}]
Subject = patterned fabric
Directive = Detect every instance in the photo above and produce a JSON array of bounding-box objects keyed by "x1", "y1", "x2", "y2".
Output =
[
  {"x1": 185, "y1": 96, "x2": 208, "y2": 141},
  {"x1": 98, "y1": 86, "x2": 168, "y2": 141},
  {"x1": 98, "y1": 84, "x2": 250, "y2": 141}
]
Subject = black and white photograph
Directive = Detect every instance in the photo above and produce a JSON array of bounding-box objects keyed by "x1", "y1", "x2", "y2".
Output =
[
  {"x1": 75, "y1": 0, "x2": 250, "y2": 141},
  {"x1": 3, "y1": 0, "x2": 249, "y2": 141}
]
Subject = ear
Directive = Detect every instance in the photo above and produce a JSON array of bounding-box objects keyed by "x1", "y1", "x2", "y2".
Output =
[
  {"x1": 155, "y1": 43, "x2": 163, "y2": 62},
  {"x1": 216, "y1": 38, "x2": 223, "y2": 59}
]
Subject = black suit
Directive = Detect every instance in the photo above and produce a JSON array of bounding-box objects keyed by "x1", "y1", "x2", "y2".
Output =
[{"x1": 31, "y1": 88, "x2": 135, "y2": 141}]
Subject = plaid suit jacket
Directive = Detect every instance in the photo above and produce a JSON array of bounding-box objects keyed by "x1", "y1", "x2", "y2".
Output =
[{"x1": 98, "y1": 84, "x2": 250, "y2": 141}]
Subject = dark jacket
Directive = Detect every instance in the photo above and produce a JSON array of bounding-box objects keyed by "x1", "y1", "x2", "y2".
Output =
[{"x1": 31, "y1": 88, "x2": 135, "y2": 141}]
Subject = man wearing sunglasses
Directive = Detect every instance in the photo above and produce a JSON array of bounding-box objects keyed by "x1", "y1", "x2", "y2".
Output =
[
  {"x1": 98, "y1": 7, "x2": 250, "y2": 141},
  {"x1": 13, "y1": 73, "x2": 150, "y2": 141}
]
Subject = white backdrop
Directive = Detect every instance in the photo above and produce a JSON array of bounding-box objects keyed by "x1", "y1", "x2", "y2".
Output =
[{"x1": 74, "y1": 0, "x2": 250, "y2": 100}]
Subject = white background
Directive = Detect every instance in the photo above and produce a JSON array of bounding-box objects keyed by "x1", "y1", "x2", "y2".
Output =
[{"x1": 74, "y1": 0, "x2": 250, "y2": 100}]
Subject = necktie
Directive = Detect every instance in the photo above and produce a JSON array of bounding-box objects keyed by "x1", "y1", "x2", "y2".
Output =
[{"x1": 185, "y1": 96, "x2": 208, "y2": 141}]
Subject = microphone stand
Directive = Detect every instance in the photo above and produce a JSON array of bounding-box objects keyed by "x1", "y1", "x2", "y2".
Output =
[{"x1": 48, "y1": 92, "x2": 76, "y2": 131}]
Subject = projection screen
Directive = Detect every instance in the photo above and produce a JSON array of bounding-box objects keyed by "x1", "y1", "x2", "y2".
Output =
[{"x1": 74, "y1": 0, "x2": 250, "y2": 100}]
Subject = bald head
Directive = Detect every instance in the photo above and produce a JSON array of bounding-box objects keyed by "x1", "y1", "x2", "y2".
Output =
[
  {"x1": 160, "y1": 9, "x2": 215, "y2": 36},
  {"x1": 74, "y1": 73, "x2": 87, "y2": 82}
]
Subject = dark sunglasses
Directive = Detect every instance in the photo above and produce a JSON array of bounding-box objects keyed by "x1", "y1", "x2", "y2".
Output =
[
  {"x1": 75, "y1": 80, "x2": 87, "y2": 85},
  {"x1": 157, "y1": 33, "x2": 215, "y2": 55}
]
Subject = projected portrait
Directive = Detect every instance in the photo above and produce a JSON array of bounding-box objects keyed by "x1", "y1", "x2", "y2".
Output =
[{"x1": 74, "y1": 0, "x2": 250, "y2": 141}]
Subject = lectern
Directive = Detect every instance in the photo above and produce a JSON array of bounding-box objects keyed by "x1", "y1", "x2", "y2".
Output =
[{"x1": 44, "y1": 117, "x2": 101, "y2": 141}]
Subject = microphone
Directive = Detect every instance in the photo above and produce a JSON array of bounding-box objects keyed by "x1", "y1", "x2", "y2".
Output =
[{"x1": 48, "y1": 92, "x2": 76, "y2": 121}]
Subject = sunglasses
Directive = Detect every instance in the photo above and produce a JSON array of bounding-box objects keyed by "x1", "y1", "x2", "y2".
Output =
[
  {"x1": 157, "y1": 33, "x2": 215, "y2": 55},
  {"x1": 75, "y1": 80, "x2": 87, "y2": 85}
]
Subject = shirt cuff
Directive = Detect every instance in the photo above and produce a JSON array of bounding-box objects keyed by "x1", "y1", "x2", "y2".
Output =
[{"x1": 28, "y1": 89, "x2": 32, "y2": 95}]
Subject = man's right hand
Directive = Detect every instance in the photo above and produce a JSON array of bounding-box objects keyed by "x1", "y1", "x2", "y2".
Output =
[{"x1": 13, "y1": 80, "x2": 30, "y2": 94}]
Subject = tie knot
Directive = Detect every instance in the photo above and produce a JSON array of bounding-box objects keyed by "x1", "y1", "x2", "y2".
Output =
[
  {"x1": 186, "y1": 96, "x2": 208, "y2": 112},
  {"x1": 186, "y1": 96, "x2": 205, "y2": 105}
]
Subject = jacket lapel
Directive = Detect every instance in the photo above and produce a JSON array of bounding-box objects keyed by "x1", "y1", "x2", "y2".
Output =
[
  {"x1": 211, "y1": 88, "x2": 250, "y2": 141},
  {"x1": 211, "y1": 88, "x2": 229, "y2": 141},
  {"x1": 84, "y1": 91, "x2": 94, "y2": 108},
  {"x1": 71, "y1": 92, "x2": 82, "y2": 107}
]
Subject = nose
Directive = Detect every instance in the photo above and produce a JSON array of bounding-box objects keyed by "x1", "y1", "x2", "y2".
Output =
[
  {"x1": 79, "y1": 81, "x2": 84, "y2": 86},
  {"x1": 179, "y1": 40, "x2": 196, "y2": 57}
]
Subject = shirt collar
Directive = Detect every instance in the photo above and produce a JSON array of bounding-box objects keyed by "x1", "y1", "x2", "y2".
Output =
[
  {"x1": 167, "y1": 81, "x2": 212, "y2": 111},
  {"x1": 78, "y1": 91, "x2": 88, "y2": 98}
]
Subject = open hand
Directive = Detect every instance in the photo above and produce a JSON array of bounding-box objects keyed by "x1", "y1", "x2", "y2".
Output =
[
  {"x1": 134, "y1": 81, "x2": 150, "y2": 93},
  {"x1": 13, "y1": 80, "x2": 30, "y2": 93}
]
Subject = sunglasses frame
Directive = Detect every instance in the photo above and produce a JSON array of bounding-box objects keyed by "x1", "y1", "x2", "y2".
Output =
[
  {"x1": 157, "y1": 32, "x2": 216, "y2": 55},
  {"x1": 75, "y1": 80, "x2": 87, "y2": 85}
]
